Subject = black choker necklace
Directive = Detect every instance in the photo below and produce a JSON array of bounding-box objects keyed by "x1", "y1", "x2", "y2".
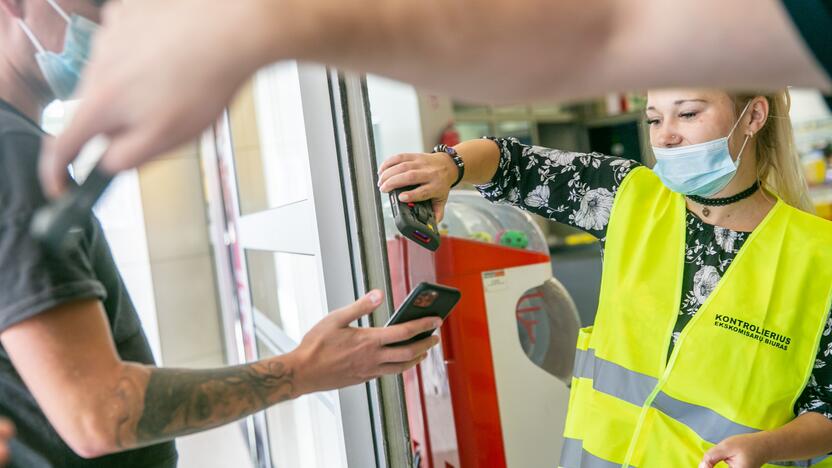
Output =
[{"x1": 688, "y1": 181, "x2": 760, "y2": 217}]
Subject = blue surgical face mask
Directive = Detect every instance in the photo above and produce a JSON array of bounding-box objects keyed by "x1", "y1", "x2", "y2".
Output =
[
  {"x1": 17, "y1": 0, "x2": 98, "y2": 100},
  {"x1": 652, "y1": 101, "x2": 753, "y2": 197}
]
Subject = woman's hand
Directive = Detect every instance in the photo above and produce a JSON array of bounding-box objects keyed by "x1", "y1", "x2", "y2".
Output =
[
  {"x1": 700, "y1": 433, "x2": 770, "y2": 468},
  {"x1": 378, "y1": 152, "x2": 459, "y2": 222},
  {"x1": 0, "y1": 418, "x2": 14, "y2": 466}
]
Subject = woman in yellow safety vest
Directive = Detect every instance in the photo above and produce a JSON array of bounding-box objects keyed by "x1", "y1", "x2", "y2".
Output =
[{"x1": 378, "y1": 89, "x2": 832, "y2": 468}]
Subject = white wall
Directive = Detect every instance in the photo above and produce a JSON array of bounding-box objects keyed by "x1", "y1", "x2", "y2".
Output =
[{"x1": 789, "y1": 88, "x2": 832, "y2": 123}]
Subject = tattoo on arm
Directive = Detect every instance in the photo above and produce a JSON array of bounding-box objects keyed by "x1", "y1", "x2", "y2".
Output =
[{"x1": 114, "y1": 359, "x2": 294, "y2": 449}]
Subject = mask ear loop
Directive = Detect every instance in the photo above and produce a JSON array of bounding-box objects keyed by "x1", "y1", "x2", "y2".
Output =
[
  {"x1": 16, "y1": 19, "x2": 46, "y2": 55},
  {"x1": 733, "y1": 134, "x2": 751, "y2": 169},
  {"x1": 728, "y1": 100, "x2": 754, "y2": 137},
  {"x1": 16, "y1": 0, "x2": 73, "y2": 55},
  {"x1": 729, "y1": 100, "x2": 755, "y2": 168},
  {"x1": 44, "y1": 0, "x2": 71, "y2": 23}
]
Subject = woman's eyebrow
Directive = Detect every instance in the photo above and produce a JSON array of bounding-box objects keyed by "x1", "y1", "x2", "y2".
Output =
[
  {"x1": 673, "y1": 99, "x2": 708, "y2": 105},
  {"x1": 646, "y1": 99, "x2": 708, "y2": 111}
]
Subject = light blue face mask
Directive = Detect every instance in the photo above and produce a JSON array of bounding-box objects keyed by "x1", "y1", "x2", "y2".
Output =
[
  {"x1": 652, "y1": 101, "x2": 753, "y2": 197},
  {"x1": 17, "y1": 0, "x2": 98, "y2": 100}
]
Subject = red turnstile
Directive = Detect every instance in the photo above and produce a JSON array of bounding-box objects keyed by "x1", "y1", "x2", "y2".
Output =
[{"x1": 388, "y1": 235, "x2": 556, "y2": 468}]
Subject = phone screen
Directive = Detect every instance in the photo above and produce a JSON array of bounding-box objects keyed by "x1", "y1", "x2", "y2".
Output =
[{"x1": 385, "y1": 282, "x2": 461, "y2": 345}]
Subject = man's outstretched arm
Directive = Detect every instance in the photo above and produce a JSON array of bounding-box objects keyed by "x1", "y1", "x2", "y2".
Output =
[
  {"x1": 274, "y1": 0, "x2": 829, "y2": 101},
  {"x1": 42, "y1": 0, "x2": 829, "y2": 195},
  {"x1": 0, "y1": 293, "x2": 439, "y2": 457}
]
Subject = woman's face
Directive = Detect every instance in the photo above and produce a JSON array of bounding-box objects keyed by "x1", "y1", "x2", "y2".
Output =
[{"x1": 645, "y1": 89, "x2": 744, "y2": 150}]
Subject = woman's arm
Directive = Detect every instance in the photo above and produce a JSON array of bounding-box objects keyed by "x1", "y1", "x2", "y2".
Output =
[
  {"x1": 449, "y1": 139, "x2": 504, "y2": 186},
  {"x1": 377, "y1": 139, "x2": 502, "y2": 222},
  {"x1": 701, "y1": 412, "x2": 832, "y2": 467},
  {"x1": 377, "y1": 139, "x2": 501, "y2": 195},
  {"x1": 378, "y1": 137, "x2": 640, "y2": 239}
]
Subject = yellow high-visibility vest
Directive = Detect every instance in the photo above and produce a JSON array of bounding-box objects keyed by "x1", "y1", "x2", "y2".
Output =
[{"x1": 561, "y1": 167, "x2": 832, "y2": 467}]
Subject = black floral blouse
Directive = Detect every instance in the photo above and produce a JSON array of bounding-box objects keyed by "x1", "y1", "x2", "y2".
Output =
[{"x1": 475, "y1": 137, "x2": 832, "y2": 420}]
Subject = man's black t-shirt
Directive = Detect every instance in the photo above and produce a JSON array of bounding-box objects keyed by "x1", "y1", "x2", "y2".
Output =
[{"x1": 0, "y1": 100, "x2": 177, "y2": 467}]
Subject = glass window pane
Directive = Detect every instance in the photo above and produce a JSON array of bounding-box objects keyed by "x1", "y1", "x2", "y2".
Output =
[
  {"x1": 256, "y1": 339, "x2": 348, "y2": 468},
  {"x1": 244, "y1": 249, "x2": 348, "y2": 467},
  {"x1": 228, "y1": 62, "x2": 312, "y2": 215},
  {"x1": 245, "y1": 249, "x2": 326, "y2": 344},
  {"x1": 366, "y1": 75, "x2": 433, "y2": 248},
  {"x1": 366, "y1": 74, "x2": 426, "y2": 166}
]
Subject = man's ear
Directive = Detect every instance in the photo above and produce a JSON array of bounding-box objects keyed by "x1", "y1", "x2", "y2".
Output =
[{"x1": 0, "y1": 0, "x2": 24, "y2": 19}]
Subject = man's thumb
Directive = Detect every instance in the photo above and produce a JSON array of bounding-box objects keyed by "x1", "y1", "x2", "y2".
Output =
[{"x1": 331, "y1": 290, "x2": 383, "y2": 327}]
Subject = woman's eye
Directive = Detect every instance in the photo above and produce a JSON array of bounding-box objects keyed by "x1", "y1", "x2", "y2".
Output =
[
  {"x1": 646, "y1": 119, "x2": 659, "y2": 126},
  {"x1": 679, "y1": 112, "x2": 698, "y2": 119}
]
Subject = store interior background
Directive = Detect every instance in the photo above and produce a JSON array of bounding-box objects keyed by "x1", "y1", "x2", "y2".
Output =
[{"x1": 40, "y1": 70, "x2": 832, "y2": 467}]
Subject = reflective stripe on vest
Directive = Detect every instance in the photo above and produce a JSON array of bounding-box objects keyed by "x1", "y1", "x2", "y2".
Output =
[
  {"x1": 560, "y1": 438, "x2": 631, "y2": 468},
  {"x1": 561, "y1": 167, "x2": 832, "y2": 468},
  {"x1": 571, "y1": 348, "x2": 829, "y2": 466}
]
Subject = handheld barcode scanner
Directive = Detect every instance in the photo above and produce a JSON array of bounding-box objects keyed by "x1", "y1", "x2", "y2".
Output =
[
  {"x1": 389, "y1": 185, "x2": 441, "y2": 251},
  {"x1": 30, "y1": 167, "x2": 113, "y2": 254}
]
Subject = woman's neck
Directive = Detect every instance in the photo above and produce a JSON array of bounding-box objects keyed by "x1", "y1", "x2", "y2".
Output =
[
  {"x1": 684, "y1": 148, "x2": 776, "y2": 231},
  {"x1": 685, "y1": 189, "x2": 775, "y2": 232}
]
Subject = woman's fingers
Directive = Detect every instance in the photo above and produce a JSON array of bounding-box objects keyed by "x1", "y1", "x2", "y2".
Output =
[
  {"x1": 432, "y1": 199, "x2": 447, "y2": 222},
  {"x1": 377, "y1": 161, "x2": 416, "y2": 191},
  {"x1": 378, "y1": 153, "x2": 421, "y2": 174}
]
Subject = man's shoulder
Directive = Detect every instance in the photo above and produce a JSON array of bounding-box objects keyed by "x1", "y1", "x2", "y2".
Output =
[
  {"x1": 0, "y1": 106, "x2": 42, "y2": 140},
  {"x1": 0, "y1": 109, "x2": 47, "y2": 216},
  {"x1": 0, "y1": 106, "x2": 43, "y2": 164}
]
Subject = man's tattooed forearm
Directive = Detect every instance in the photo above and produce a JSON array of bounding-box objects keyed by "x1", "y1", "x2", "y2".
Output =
[{"x1": 117, "y1": 360, "x2": 294, "y2": 446}]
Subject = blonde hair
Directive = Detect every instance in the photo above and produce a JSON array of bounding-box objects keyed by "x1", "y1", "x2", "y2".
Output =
[{"x1": 732, "y1": 89, "x2": 814, "y2": 213}]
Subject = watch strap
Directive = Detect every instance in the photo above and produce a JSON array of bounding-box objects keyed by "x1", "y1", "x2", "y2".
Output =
[{"x1": 433, "y1": 144, "x2": 465, "y2": 188}]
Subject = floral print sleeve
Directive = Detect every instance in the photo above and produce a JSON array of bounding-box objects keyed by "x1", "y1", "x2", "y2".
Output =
[
  {"x1": 474, "y1": 137, "x2": 640, "y2": 240},
  {"x1": 795, "y1": 314, "x2": 832, "y2": 421}
]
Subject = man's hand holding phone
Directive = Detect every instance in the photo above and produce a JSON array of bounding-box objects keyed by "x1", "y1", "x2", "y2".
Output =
[
  {"x1": 385, "y1": 282, "x2": 461, "y2": 346},
  {"x1": 288, "y1": 290, "x2": 443, "y2": 396}
]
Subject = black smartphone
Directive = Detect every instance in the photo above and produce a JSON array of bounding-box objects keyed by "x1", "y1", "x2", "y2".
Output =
[
  {"x1": 389, "y1": 185, "x2": 441, "y2": 251},
  {"x1": 385, "y1": 282, "x2": 461, "y2": 346}
]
